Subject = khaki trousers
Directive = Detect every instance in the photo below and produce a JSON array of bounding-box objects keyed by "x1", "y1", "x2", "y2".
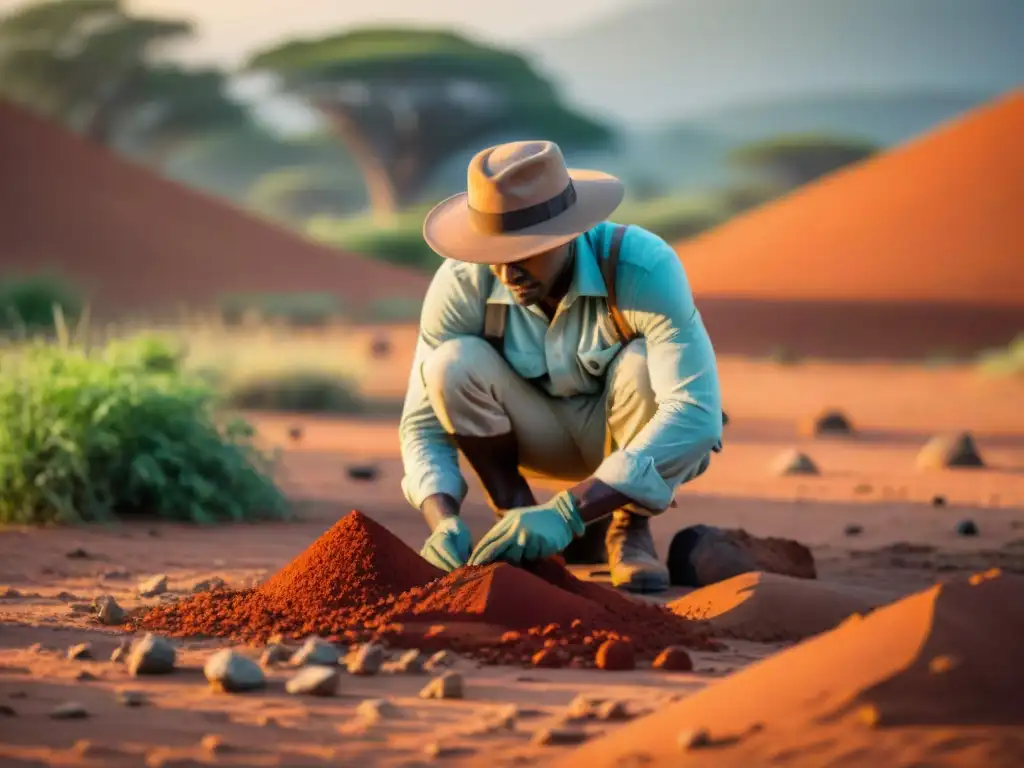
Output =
[{"x1": 421, "y1": 336, "x2": 707, "y2": 510}]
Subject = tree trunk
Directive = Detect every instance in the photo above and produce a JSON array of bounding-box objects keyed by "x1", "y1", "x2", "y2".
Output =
[{"x1": 324, "y1": 111, "x2": 401, "y2": 225}]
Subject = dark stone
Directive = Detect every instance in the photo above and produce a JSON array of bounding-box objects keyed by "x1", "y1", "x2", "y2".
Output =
[
  {"x1": 956, "y1": 519, "x2": 979, "y2": 536},
  {"x1": 346, "y1": 465, "x2": 379, "y2": 482}
]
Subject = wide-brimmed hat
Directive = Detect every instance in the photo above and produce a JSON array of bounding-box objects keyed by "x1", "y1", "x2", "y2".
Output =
[{"x1": 422, "y1": 140, "x2": 625, "y2": 264}]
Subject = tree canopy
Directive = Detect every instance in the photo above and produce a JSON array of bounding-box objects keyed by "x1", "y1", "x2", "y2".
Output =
[
  {"x1": 728, "y1": 133, "x2": 880, "y2": 189},
  {"x1": 246, "y1": 28, "x2": 615, "y2": 219}
]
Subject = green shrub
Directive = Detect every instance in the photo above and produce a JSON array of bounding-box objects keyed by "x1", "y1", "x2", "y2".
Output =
[
  {"x1": 223, "y1": 371, "x2": 365, "y2": 414},
  {"x1": 365, "y1": 296, "x2": 424, "y2": 323},
  {"x1": 218, "y1": 292, "x2": 345, "y2": 327},
  {"x1": 306, "y1": 208, "x2": 443, "y2": 272},
  {"x1": 0, "y1": 275, "x2": 84, "y2": 334},
  {"x1": 0, "y1": 335, "x2": 289, "y2": 525}
]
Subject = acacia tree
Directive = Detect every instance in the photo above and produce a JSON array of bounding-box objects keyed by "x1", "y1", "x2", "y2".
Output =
[
  {"x1": 0, "y1": 0, "x2": 247, "y2": 160},
  {"x1": 245, "y1": 28, "x2": 615, "y2": 221}
]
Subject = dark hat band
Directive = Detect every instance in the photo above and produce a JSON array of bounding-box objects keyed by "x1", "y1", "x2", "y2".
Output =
[{"x1": 468, "y1": 181, "x2": 577, "y2": 234}]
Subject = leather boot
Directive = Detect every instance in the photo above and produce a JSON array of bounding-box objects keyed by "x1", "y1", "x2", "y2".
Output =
[
  {"x1": 562, "y1": 516, "x2": 609, "y2": 565},
  {"x1": 453, "y1": 433, "x2": 536, "y2": 514},
  {"x1": 605, "y1": 509, "x2": 670, "y2": 593}
]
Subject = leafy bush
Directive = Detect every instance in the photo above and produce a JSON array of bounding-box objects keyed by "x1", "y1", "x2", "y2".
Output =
[
  {"x1": 306, "y1": 207, "x2": 443, "y2": 272},
  {"x1": 218, "y1": 292, "x2": 345, "y2": 327},
  {"x1": 0, "y1": 274, "x2": 84, "y2": 334},
  {"x1": 0, "y1": 335, "x2": 289, "y2": 525},
  {"x1": 223, "y1": 370, "x2": 365, "y2": 414}
]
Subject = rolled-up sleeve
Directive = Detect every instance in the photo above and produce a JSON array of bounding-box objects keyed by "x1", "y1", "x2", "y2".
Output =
[
  {"x1": 398, "y1": 261, "x2": 486, "y2": 510},
  {"x1": 591, "y1": 232, "x2": 723, "y2": 512}
]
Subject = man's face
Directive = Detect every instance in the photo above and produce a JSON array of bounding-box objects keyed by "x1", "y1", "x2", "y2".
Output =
[{"x1": 490, "y1": 244, "x2": 568, "y2": 306}]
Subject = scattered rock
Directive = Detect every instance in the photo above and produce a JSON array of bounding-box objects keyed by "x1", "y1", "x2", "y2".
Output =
[
  {"x1": 69, "y1": 602, "x2": 94, "y2": 615},
  {"x1": 259, "y1": 643, "x2": 292, "y2": 667},
  {"x1": 844, "y1": 523, "x2": 864, "y2": 536},
  {"x1": 95, "y1": 595, "x2": 126, "y2": 626},
  {"x1": 101, "y1": 568, "x2": 131, "y2": 580},
  {"x1": 565, "y1": 694, "x2": 600, "y2": 721},
  {"x1": 916, "y1": 432, "x2": 985, "y2": 470},
  {"x1": 931, "y1": 495, "x2": 948, "y2": 507},
  {"x1": 0, "y1": 704, "x2": 16, "y2": 717},
  {"x1": 393, "y1": 648, "x2": 426, "y2": 674},
  {"x1": 1, "y1": 587, "x2": 22, "y2": 598},
  {"x1": 423, "y1": 741, "x2": 468, "y2": 759},
  {"x1": 423, "y1": 650, "x2": 456, "y2": 672},
  {"x1": 652, "y1": 646, "x2": 693, "y2": 671},
  {"x1": 110, "y1": 639, "x2": 132, "y2": 663},
  {"x1": 128, "y1": 634, "x2": 176, "y2": 676},
  {"x1": 532, "y1": 727, "x2": 589, "y2": 746},
  {"x1": 370, "y1": 336, "x2": 391, "y2": 359},
  {"x1": 678, "y1": 728, "x2": 712, "y2": 750},
  {"x1": 65, "y1": 547, "x2": 91, "y2": 559},
  {"x1": 75, "y1": 670, "x2": 98, "y2": 682},
  {"x1": 191, "y1": 577, "x2": 226, "y2": 594},
  {"x1": 346, "y1": 464, "x2": 379, "y2": 482},
  {"x1": 204, "y1": 649, "x2": 266, "y2": 693},
  {"x1": 347, "y1": 642, "x2": 385, "y2": 675},
  {"x1": 667, "y1": 524, "x2": 816, "y2": 587},
  {"x1": 771, "y1": 449, "x2": 820, "y2": 476},
  {"x1": 419, "y1": 671, "x2": 463, "y2": 700},
  {"x1": 117, "y1": 689, "x2": 146, "y2": 707},
  {"x1": 800, "y1": 409, "x2": 855, "y2": 437},
  {"x1": 595, "y1": 700, "x2": 633, "y2": 721},
  {"x1": 290, "y1": 636, "x2": 340, "y2": 667},
  {"x1": 287, "y1": 425, "x2": 303, "y2": 442},
  {"x1": 956, "y1": 519, "x2": 979, "y2": 537},
  {"x1": 50, "y1": 701, "x2": 89, "y2": 719},
  {"x1": 595, "y1": 639, "x2": 635, "y2": 671},
  {"x1": 356, "y1": 698, "x2": 400, "y2": 723},
  {"x1": 199, "y1": 734, "x2": 228, "y2": 755},
  {"x1": 67, "y1": 643, "x2": 93, "y2": 661},
  {"x1": 286, "y1": 665, "x2": 340, "y2": 697},
  {"x1": 531, "y1": 647, "x2": 567, "y2": 668},
  {"x1": 138, "y1": 574, "x2": 169, "y2": 598}
]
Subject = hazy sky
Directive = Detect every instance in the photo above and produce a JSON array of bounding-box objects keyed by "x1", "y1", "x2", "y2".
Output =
[{"x1": 0, "y1": 0, "x2": 643, "y2": 63}]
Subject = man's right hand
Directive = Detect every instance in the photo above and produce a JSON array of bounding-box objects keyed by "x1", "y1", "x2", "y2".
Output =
[
  {"x1": 420, "y1": 516, "x2": 472, "y2": 571},
  {"x1": 419, "y1": 494, "x2": 471, "y2": 572}
]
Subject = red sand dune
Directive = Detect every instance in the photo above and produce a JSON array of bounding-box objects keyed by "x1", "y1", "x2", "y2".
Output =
[
  {"x1": 559, "y1": 569, "x2": 1024, "y2": 767},
  {"x1": 676, "y1": 90, "x2": 1024, "y2": 358},
  {"x1": 0, "y1": 101, "x2": 429, "y2": 318}
]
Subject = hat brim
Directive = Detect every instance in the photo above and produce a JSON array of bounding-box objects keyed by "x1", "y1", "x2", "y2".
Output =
[{"x1": 422, "y1": 169, "x2": 625, "y2": 265}]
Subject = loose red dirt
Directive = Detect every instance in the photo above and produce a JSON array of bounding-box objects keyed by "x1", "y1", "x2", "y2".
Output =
[
  {"x1": 0, "y1": 101, "x2": 429, "y2": 318},
  {"x1": 137, "y1": 511, "x2": 714, "y2": 666}
]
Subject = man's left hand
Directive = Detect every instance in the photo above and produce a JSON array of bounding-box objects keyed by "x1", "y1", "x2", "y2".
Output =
[{"x1": 467, "y1": 491, "x2": 586, "y2": 566}]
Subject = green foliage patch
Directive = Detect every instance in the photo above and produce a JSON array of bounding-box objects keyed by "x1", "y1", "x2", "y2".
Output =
[
  {"x1": 0, "y1": 333, "x2": 288, "y2": 525},
  {"x1": 0, "y1": 274, "x2": 84, "y2": 334},
  {"x1": 218, "y1": 292, "x2": 345, "y2": 328},
  {"x1": 222, "y1": 370, "x2": 365, "y2": 414}
]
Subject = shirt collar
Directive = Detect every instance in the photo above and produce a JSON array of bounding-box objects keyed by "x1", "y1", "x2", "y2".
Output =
[{"x1": 486, "y1": 233, "x2": 607, "y2": 306}]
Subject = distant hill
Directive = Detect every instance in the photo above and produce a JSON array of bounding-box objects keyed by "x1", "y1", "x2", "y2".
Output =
[{"x1": 527, "y1": 0, "x2": 1024, "y2": 126}]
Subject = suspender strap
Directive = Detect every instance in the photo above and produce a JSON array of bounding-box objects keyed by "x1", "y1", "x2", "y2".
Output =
[
  {"x1": 600, "y1": 224, "x2": 635, "y2": 344},
  {"x1": 483, "y1": 302, "x2": 507, "y2": 353}
]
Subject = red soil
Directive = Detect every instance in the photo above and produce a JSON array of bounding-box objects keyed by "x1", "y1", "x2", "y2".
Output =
[
  {"x1": 138, "y1": 511, "x2": 713, "y2": 666},
  {"x1": 675, "y1": 90, "x2": 1024, "y2": 358},
  {"x1": 0, "y1": 101, "x2": 429, "y2": 319}
]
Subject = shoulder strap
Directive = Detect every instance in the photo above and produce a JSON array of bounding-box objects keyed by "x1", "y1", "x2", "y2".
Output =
[
  {"x1": 600, "y1": 224, "x2": 635, "y2": 343},
  {"x1": 483, "y1": 302, "x2": 507, "y2": 353}
]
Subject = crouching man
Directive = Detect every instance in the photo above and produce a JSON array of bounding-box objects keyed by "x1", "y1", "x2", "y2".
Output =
[{"x1": 398, "y1": 140, "x2": 722, "y2": 593}]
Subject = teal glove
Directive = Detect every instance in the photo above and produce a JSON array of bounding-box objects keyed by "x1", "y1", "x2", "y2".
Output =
[
  {"x1": 420, "y1": 517, "x2": 472, "y2": 572},
  {"x1": 467, "y1": 491, "x2": 585, "y2": 566}
]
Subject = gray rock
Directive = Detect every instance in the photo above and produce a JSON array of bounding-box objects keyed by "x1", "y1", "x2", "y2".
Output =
[
  {"x1": 678, "y1": 728, "x2": 712, "y2": 750},
  {"x1": 290, "y1": 636, "x2": 340, "y2": 667},
  {"x1": 595, "y1": 700, "x2": 633, "y2": 721},
  {"x1": 50, "y1": 701, "x2": 89, "y2": 719},
  {"x1": 419, "y1": 671, "x2": 463, "y2": 700},
  {"x1": 117, "y1": 689, "x2": 146, "y2": 707},
  {"x1": 771, "y1": 449, "x2": 819, "y2": 476},
  {"x1": 285, "y1": 665, "x2": 339, "y2": 697},
  {"x1": 423, "y1": 650, "x2": 456, "y2": 672},
  {"x1": 393, "y1": 648, "x2": 426, "y2": 674},
  {"x1": 95, "y1": 595, "x2": 126, "y2": 626},
  {"x1": 69, "y1": 603, "x2": 94, "y2": 615},
  {"x1": 110, "y1": 639, "x2": 132, "y2": 663},
  {"x1": 128, "y1": 633, "x2": 176, "y2": 676},
  {"x1": 916, "y1": 432, "x2": 985, "y2": 470},
  {"x1": 844, "y1": 523, "x2": 864, "y2": 536},
  {"x1": 565, "y1": 694, "x2": 602, "y2": 721},
  {"x1": 204, "y1": 649, "x2": 266, "y2": 693},
  {"x1": 346, "y1": 643, "x2": 385, "y2": 676},
  {"x1": 67, "y1": 643, "x2": 93, "y2": 661},
  {"x1": 531, "y1": 727, "x2": 589, "y2": 746},
  {"x1": 259, "y1": 643, "x2": 292, "y2": 667},
  {"x1": 138, "y1": 574, "x2": 168, "y2": 597}
]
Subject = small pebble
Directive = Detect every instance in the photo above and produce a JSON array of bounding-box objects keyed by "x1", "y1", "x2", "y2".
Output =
[
  {"x1": 532, "y1": 727, "x2": 589, "y2": 746},
  {"x1": 117, "y1": 689, "x2": 146, "y2": 707},
  {"x1": 423, "y1": 742, "x2": 464, "y2": 759},
  {"x1": 286, "y1": 665, "x2": 340, "y2": 697},
  {"x1": 652, "y1": 646, "x2": 693, "y2": 672},
  {"x1": 423, "y1": 650, "x2": 456, "y2": 672},
  {"x1": 843, "y1": 523, "x2": 864, "y2": 536},
  {"x1": 290, "y1": 636, "x2": 340, "y2": 667},
  {"x1": 419, "y1": 671, "x2": 463, "y2": 700},
  {"x1": 932, "y1": 495, "x2": 947, "y2": 507},
  {"x1": 356, "y1": 698, "x2": 399, "y2": 722},
  {"x1": 565, "y1": 694, "x2": 600, "y2": 721},
  {"x1": 346, "y1": 464, "x2": 379, "y2": 481},
  {"x1": 347, "y1": 642, "x2": 385, "y2": 675},
  {"x1": 95, "y1": 595, "x2": 126, "y2": 626},
  {"x1": 67, "y1": 643, "x2": 93, "y2": 661},
  {"x1": 138, "y1": 574, "x2": 168, "y2": 597},
  {"x1": 678, "y1": 728, "x2": 711, "y2": 750},
  {"x1": 287, "y1": 426, "x2": 303, "y2": 442},
  {"x1": 204, "y1": 649, "x2": 266, "y2": 693},
  {"x1": 394, "y1": 648, "x2": 426, "y2": 674},
  {"x1": 110, "y1": 639, "x2": 132, "y2": 663},
  {"x1": 595, "y1": 639, "x2": 635, "y2": 671},
  {"x1": 65, "y1": 547, "x2": 91, "y2": 559},
  {"x1": 191, "y1": 577, "x2": 226, "y2": 594},
  {"x1": 595, "y1": 699, "x2": 632, "y2": 721},
  {"x1": 128, "y1": 634, "x2": 176, "y2": 675},
  {"x1": 956, "y1": 519, "x2": 979, "y2": 536},
  {"x1": 260, "y1": 643, "x2": 292, "y2": 667},
  {"x1": 50, "y1": 701, "x2": 89, "y2": 719}
]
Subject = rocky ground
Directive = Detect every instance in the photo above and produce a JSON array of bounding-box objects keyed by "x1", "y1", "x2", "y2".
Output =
[{"x1": 2, "y1": 356, "x2": 1023, "y2": 767}]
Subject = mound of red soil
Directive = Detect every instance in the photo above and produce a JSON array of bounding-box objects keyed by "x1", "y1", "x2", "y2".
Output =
[
  {"x1": 674, "y1": 90, "x2": 1024, "y2": 358},
  {"x1": 138, "y1": 511, "x2": 713, "y2": 665},
  {"x1": 0, "y1": 101, "x2": 429, "y2": 319}
]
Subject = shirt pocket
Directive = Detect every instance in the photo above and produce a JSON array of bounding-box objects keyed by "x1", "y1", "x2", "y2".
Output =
[{"x1": 577, "y1": 342, "x2": 623, "y2": 378}]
